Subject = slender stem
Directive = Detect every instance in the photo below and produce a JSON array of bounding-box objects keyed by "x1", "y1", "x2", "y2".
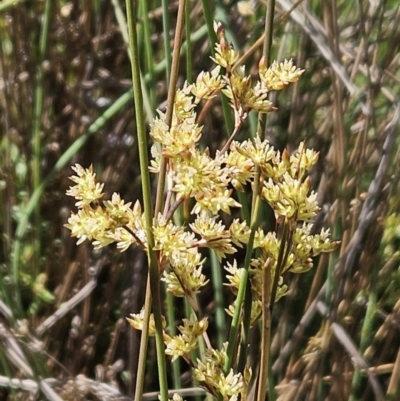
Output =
[
  {"x1": 200, "y1": 0, "x2": 217, "y2": 52},
  {"x1": 182, "y1": 301, "x2": 197, "y2": 382},
  {"x1": 349, "y1": 261, "x2": 378, "y2": 400},
  {"x1": 256, "y1": 2, "x2": 275, "y2": 399},
  {"x1": 219, "y1": 121, "x2": 243, "y2": 155},
  {"x1": 161, "y1": 0, "x2": 172, "y2": 84},
  {"x1": 210, "y1": 250, "x2": 226, "y2": 349},
  {"x1": 263, "y1": 0, "x2": 276, "y2": 68},
  {"x1": 111, "y1": 0, "x2": 154, "y2": 123},
  {"x1": 257, "y1": 0, "x2": 275, "y2": 142},
  {"x1": 185, "y1": 0, "x2": 193, "y2": 83},
  {"x1": 31, "y1": 0, "x2": 51, "y2": 281},
  {"x1": 140, "y1": 0, "x2": 156, "y2": 110},
  {"x1": 224, "y1": 188, "x2": 262, "y2": 373},
  {"x1": 270, "y1": 221, "x2": 293, "y2": 309},
  {"x1": 237, "y1": 276, "x2": 252, "y2": 373},
  {"x1": 134, "y1": 279, "x2": 152, "y2": 401},
  {"x1": 125, "y1": 1, "x2": 168, "y2": 400},
  {"x1": 234, "y1": 150, "x2": 264, "y2": 378},
  {"x1": 155, "y1": 0, "x2": 187, "y2": 216},
  {"x1": 165, "y1": 197, "x2": 184, "y2": 222},
  {"x1": 166, "y1": 289, "x2": 182, "y2": 390},
  {"x1": 256, "y1": 258, "x2": 272, "y2": 401}
]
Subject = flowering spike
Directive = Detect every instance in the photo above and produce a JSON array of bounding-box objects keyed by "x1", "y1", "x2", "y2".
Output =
[{"x1": 64, "y1": 24, "x2": 338, "y2": 401}]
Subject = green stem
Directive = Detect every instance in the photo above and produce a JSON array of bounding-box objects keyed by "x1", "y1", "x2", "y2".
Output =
[
  {"x1": 224, "y1": 187, "x2": 262, "y2": 373},
  {"x1": 125, "y1": 1, "x2": 168, "y2": 399},
  {"x1": 155, "y1": 0, "x2": 187, "y2": 216},
  {"x1": 237, "y1": 277, "x2": 252, "y2": 373},
  {"x1": 263, "y1": 0, "x2": 276, "y2": 68},
  {"x1": 31, "y1": 0, "x2": 51, "y2": 279},
  {"x1": 234, "y1": 157, "x2": 262, "y2": 375},
  {"x1": 111, "y1": 0, "x2": 154, "y2": 123},
  {"x1": 161, "y1": 0, "x2": 172, "y2": 84},
  {"x1": 257, "y1": 0, "x2": 275, "y2": 142},
  {"x1": 140, "y1": 0, "x2": 156, "y2": 109},
  {"x1": 184, "y1": 301, "x2": 204, "y2": 401},
  {"x1": 32, "y1": 0, "x2": 51, "y2": 194},
  {"x1": 200, "y1": 0, "x2": 217, "y2": 53},
  {"x1": 185, "y1": 0, "x2": 193, "y2": 83},
  {"x1": 349, "y1": 273, "x2": 377, "y2": 400},
  {"x1": 209, "y1": 250, "x2": 226, "y2": 349},
  {"x1": 166, "y1": 291, "x2": 182, "y2": 390},
  {"x1": 134, "y1": 279, "x2": 152, "y2": 401},
  {"x1": 256, "y1": 2, "x2": 276, "y2": 399},
  {"x1": 270, "y1": 222, "x2": 290, "y2": 308},
  {"x1": 256, "y1": 259, "x2": 272, "y2": 401}
]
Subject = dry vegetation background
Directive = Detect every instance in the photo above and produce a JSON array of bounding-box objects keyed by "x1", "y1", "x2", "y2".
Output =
[{"x1": 0, "y1": 0, "x2": 400, "y2": 400}]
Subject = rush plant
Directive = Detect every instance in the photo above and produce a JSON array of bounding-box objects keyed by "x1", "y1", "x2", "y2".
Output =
[{"x1": 65, "y1": 18, "x2": 336, "y2": 401}]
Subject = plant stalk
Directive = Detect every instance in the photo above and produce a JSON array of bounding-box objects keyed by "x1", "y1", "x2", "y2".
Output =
[
  {"x1": 256, "y1": 1, "x2": 276, "y2": 399},
  {"x1": 224, "y1": 186, "x2": 263, "y2": 373},
  {"x1": 125, "y1": 1, "x2": 168, "y2": 399},
  {"x1": 155, "y1": 0, "x2": 187, "y2": 216}
]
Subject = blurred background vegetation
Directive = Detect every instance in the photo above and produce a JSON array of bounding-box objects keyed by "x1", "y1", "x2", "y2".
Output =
[{"x1": 0, "y1": 0, "x2": 399, "y2": 400}]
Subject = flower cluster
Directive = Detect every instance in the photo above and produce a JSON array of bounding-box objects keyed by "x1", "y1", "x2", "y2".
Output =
[
  {"x1": 127, "y1": 310, "x2": 166, "y2": 336},
  {"x1": 211, "y1": 23, "x2": 239, "y2": 72},
  {"x1": 66, "y1": 164, "x2": 104, "y2": 207},
  {"x1": 153, "y1": 217, "x2": 208, "y2": 296},
  {"x1": 222, "y1": 141, "x2": 337, "y2": 322},
  {"x1": 211, "y1": 22, "x2": 303, "y2": 123},
  {"x1": 259, "y1": 58, "x2": 304, "y2": 91},
  {"x1": 65, "y1": 164, "x2": 146, "y2": 251},
  {"x1": 149, "y1": 23, "x2": 305, "y2": 215},
  {"x1": 164, "y1": 317, "x2": 208, "y2": 362},
  {"x1": 149, "y1": 88, "x2": 239, "y2": 215},
  {"x1": 64, "y1": 22, "x2": 336, "y2": 401},
  {"x1": 193, "y1": 343, "x2": 251, "y2": 401}
]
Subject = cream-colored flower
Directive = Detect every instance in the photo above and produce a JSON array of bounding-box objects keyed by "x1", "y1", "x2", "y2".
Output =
[
  {"x1": 232, "y1": 137, "x2": 278, "y2": 178},
  {"x1": 164, "y1": 317, "x2": 208, "y2": 361},
  {"x1": 66, "y1": 164, "x2": 104, "y2": 208},
  {"x1": 192, "y1": 66, "x2": 224, "y2": 100},
  {"x1": 262, "y1": 174, "x2": 320, "y2": 221},
  {"x1": 127, "y1": 310, "x2": 166, "y2": 336},
  {"x1": 229, "y1": 219, "x2": 251, "y2": 246},
  {"x1": 259, "y1": 58, "x2": 304, "y2": 91},
  {"x1": 211, "y1": 22, "x2": 239, "y2": 72},
  {"x1": 190, "y1": 216, "x2": 236, "y2": 260},
  {"x1": 162, "y1": 251, "x2": 208, "y2": 297}
]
